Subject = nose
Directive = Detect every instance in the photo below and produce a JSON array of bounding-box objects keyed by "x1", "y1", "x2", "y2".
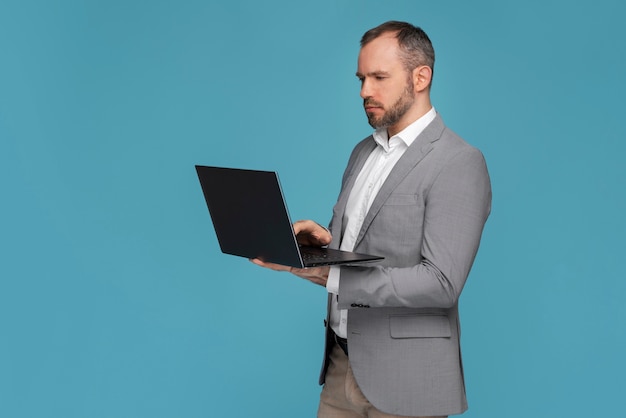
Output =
[{"x1": 360, "y1": 78, "x2": 371, "y2": 99}]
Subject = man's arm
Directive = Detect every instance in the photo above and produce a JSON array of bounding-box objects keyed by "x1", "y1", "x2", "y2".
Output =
[{"x1": 337, "y1": 147, "x2": 491, "y2": 309}]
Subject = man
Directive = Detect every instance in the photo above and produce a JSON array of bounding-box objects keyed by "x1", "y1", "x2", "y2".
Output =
[{"x1": 252, "y1": 21, "x2": 491, "y2": 417}]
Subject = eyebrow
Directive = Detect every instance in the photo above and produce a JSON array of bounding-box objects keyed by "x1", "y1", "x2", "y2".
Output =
[{"x1": 355, "y1": 70, "x2": 391, "y2": 78}]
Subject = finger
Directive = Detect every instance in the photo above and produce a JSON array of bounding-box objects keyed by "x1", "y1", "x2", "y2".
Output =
[{"x1": 250, "y1": 258, "x2": 293, "y2": 272}]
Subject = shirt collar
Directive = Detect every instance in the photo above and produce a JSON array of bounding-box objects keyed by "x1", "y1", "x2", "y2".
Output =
[{"x1": 372, "y1": 107, "x2": 437, "y2": 151}]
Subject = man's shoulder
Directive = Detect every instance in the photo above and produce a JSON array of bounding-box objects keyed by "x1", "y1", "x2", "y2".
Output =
[
  {"x1": 356, "y1": 133, "x2": 376, "y2": 146},
  {"x1": 348, "y1": 134, "x2": 377, "y2": 157},
  {"x1": 418, "y1": 115, "x2": 487, "y2": 170},
  {"x1": 431, "y1": 115, "x2": 482, "y2": 154}
]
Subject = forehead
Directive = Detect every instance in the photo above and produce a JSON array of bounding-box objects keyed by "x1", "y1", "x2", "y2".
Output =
[{"x1": 357, "y1": 34, "x2": 403, "y2": 73}]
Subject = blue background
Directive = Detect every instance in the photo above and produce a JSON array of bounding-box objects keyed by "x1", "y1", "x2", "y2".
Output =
[{"x1": 1, "y1": 0, "x2": 625, "y2": 416}]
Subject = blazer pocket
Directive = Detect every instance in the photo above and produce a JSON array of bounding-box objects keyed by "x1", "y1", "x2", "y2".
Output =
[
  {"x1": 383, "y1": 193, "x2": 419, "y2": 206},
  {"x1": 389, "y1": 314, "x2": 451, "y2": 339}
]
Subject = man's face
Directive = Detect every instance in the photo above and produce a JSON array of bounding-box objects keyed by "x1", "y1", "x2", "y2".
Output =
[{"x1": 357, "y1": 34, "x2": 415, "y2": 132}]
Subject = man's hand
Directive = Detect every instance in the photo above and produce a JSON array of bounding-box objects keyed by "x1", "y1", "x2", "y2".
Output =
[
  {"x1": 250, "y1": 258, "x2": 330, "y2": 286},
  {"x1": 292, "y1": 219, "x2": 332, "y2": 247},
  {"x1": 250, "y1": 219, "x2": 332, "y2": 287}
]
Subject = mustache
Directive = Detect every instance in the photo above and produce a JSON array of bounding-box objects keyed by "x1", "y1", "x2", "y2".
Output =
[{"x1": 364, "y1": 98, "x2": 384, "y2": 108}]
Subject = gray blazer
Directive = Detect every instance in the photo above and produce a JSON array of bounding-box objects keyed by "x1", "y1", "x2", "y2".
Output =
[{"x1": 320, "y1": 114, "x2": 492, "y2": 416}]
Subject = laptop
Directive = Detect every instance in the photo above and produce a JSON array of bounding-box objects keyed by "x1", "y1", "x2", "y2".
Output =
[{"x1": 195, "y1": 165, "x2": 384, "y2": 268}]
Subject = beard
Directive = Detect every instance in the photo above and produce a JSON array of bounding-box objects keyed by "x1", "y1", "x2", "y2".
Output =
[{"x1": 365, "y1": 81, "x2": 415, "y2": 130}]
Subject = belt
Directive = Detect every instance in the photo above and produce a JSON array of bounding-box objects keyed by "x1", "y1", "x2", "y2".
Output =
[{"x1": 333, "y1": 331, "x2": 348, "y2": 356}]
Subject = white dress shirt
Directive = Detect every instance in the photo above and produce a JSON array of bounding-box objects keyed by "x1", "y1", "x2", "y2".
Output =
[{"x1": 327, "y1": 107, "x2": 437, "y2": 338}]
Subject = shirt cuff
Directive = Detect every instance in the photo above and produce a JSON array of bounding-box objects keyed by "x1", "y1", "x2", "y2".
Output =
[{"x1": 326, "y1": 265, "x2": 340, "y2": 294}]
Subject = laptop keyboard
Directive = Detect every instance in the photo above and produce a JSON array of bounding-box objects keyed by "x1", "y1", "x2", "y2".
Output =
[{"x1": 300, "y1": 247, "x2": 346, "y2": 263}]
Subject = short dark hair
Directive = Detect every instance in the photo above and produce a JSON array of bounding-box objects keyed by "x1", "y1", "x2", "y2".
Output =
[{"x1": 361, "y1": 21, "x2": 435, "y2": 79}]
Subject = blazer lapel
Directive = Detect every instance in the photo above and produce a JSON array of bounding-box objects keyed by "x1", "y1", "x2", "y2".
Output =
[
  {"x1": 353, "y1": 114, "x2": 446, "y2": 248},
  {"x1": 329, "y1": 138, "x2": 377, "y2": 249}
]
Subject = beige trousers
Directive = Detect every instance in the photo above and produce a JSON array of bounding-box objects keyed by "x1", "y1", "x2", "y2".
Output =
[{"x1": 317, "y1": 344, "x2": 447, "y2": 418}]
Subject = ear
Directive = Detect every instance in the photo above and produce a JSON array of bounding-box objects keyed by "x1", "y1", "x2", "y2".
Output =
[{"x1": 412, "y1": 65, "x2": 432, "y2": 93}]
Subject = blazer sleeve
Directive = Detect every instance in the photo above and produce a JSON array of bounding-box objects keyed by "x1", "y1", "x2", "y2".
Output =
[{"x1": 336, "y1": 146, "x2": 492, "y2": 310}]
